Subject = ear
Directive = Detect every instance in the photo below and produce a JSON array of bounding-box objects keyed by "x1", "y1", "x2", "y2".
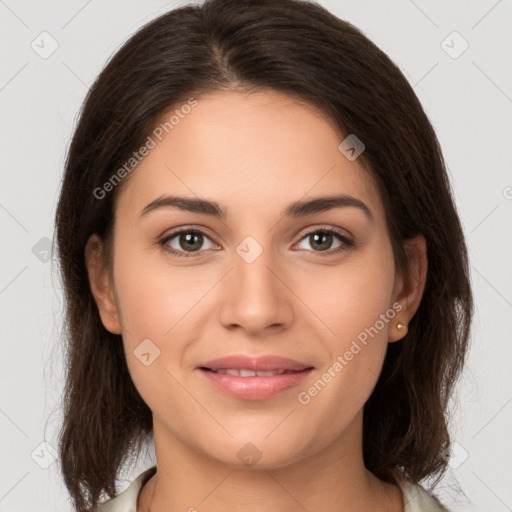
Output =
[
  {"x1": 84, "y1": 233, "x2": 122, "y2": 335},
  {"x1": 389, "y1": 234, "x2": 428, "y2": 342}
]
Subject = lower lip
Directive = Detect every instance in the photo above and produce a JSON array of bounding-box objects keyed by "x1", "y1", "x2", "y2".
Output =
[{"x1": 198, "y1": 368, "x2": 313, "y2": 400}]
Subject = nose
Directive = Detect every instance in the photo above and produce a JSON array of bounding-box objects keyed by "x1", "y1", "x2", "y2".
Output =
[{"x1": 218, "y1": 240, "x2": 294, "y2": 335}]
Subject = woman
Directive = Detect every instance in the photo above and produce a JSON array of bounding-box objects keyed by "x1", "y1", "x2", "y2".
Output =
[{"x1": 54, "y1": 0, "x2": 473, "y2": 510}]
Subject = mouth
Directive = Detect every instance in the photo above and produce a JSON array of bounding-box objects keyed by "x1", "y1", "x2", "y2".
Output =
[
  {"x1": 197, "y1": 366, "x2": 314, "y2": 400},
  {"x1": 199, "y1": 368, "x2": 308, "y2": 377},
  {"x1": 197, "y1": 354, "x2": 313, "y2": 372}
]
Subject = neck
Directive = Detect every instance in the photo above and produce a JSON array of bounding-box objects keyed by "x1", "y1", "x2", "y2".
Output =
[{"x1": 138, "y1": 412, "x2": 403, "y2": 512}]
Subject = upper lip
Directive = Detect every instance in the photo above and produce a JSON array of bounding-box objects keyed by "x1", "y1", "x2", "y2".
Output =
[{"x1": 197, "y1": 355, "x2": 313, "y2": 372}]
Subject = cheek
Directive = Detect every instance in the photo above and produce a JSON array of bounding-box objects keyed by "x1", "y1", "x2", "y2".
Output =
[
  {"x1": 297, "y1": 243, "x2": 396, "y2": 346},
  {"x1": 113, "y1": 243, "x2": 208, "y2": 340},
  {"x1": 293, "y1": 264, "x2": 396, "y2": 447},
  {"x1": 111, "y1": 242, "x2": 221, "y2": 407},
  {"x1": 297, "y1": 243, "x2": 396, "y2": 399}
]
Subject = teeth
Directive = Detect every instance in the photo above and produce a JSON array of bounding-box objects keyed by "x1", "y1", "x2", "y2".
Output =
[
  {"x1": 212, "y1": 369, "x2": 290, "y2": 377},
  {"x1": 239, "y1": 369, "x2": 256, "y2": 377}
]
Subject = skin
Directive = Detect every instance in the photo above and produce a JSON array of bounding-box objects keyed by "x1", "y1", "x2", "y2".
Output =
[{"x1": 85, "y1": 89, "x2": 427, "y2": 512}]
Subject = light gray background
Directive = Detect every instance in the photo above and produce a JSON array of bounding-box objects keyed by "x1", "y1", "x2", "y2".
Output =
[{"x1": 1, "y1": 0, "x2": 511, "y2": 511}]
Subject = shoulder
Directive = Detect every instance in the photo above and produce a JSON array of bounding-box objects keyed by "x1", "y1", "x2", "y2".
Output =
[
  {"x1": 398, "y1": 478, "x2": 448, "y2": 512},
  {"x1": 95, "y1": 466, "x2": 157, "y2": 512}
]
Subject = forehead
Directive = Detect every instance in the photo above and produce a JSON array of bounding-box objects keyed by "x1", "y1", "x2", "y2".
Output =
[{"x1": 116, "y1": 90, "x2": 384, "y2": 225}]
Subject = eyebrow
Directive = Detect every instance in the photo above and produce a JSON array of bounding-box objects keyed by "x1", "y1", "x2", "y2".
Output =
[{"x1": 139, "y1": 194, "x2": 373, "y2": 222}]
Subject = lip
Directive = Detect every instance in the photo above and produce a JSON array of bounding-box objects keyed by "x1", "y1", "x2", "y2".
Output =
[
  {"x1": 196, "y1": 355, "x2": 314, "y2": 400},
  {"x1": 197, "y1": 354, "x2": 312, "y2": 372}
]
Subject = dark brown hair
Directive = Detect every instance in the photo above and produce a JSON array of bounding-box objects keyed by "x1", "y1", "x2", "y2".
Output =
[{"x1": 53, "y1": 0, "x2": 473, "y2": 510}]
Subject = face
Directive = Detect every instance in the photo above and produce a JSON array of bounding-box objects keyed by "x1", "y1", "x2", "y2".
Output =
[{"x1": 87, "y1": 89, "x2": 420, "y2": 470}]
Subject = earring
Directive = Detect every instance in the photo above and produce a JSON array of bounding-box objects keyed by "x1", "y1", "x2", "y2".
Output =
[{"x1": 397, "y1": 321, "x2": 405, "y2": 331}]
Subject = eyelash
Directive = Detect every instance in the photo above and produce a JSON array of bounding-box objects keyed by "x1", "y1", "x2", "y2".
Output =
[{"x1": 159, "y1": 225, "x2": 354, "y2": 259}]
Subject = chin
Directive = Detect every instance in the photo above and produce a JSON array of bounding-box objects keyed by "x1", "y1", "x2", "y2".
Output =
[{"x1": 204, "y1": 436, "x2": 308, "y2": 470}]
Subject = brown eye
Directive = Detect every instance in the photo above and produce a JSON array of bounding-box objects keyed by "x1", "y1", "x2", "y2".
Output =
[
  {"x1": 295, "y1": 228, "x2": 353, "y2": 256},
  {"x1": 161, "y1": 228, "x2": 216, "y2": 257}
]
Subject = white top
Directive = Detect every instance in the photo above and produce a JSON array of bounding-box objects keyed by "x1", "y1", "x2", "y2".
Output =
[{"x1": 96, "y1": 466, "x2": 447, "y2": 512}]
